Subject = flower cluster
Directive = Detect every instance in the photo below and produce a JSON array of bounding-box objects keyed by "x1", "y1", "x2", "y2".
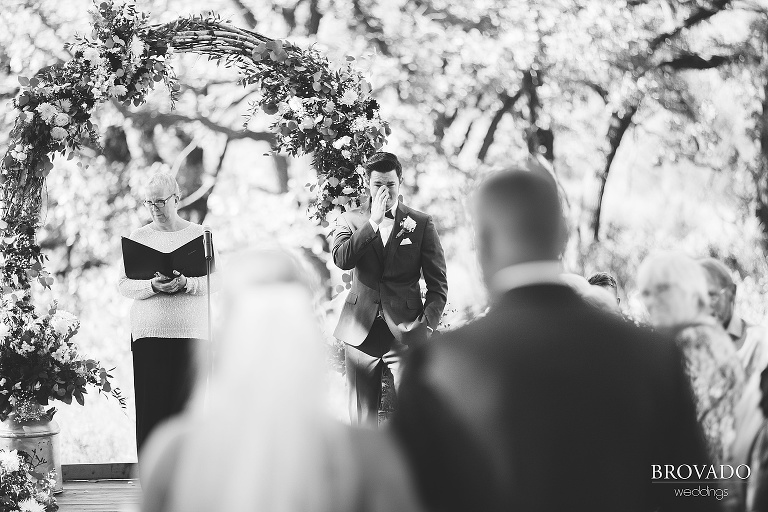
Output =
[
  {"x1": 0, "y1": 449, "x2": 57, "y2": 512},
  {"x1": 240, "y1": 37, "x2": 390, "y2": 220},
  {"x1": 0, "y1": 299, "x2": 122, "y2": 422}
]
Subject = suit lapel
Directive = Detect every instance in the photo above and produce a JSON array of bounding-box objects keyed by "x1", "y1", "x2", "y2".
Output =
[{"x1": 383, "y1": 203, "x2": 407, "y2": 271}]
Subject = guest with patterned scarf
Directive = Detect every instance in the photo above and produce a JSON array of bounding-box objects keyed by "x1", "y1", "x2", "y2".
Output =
[{"x1": 637, "y1": 251, "x2": 745, "y2": 464}]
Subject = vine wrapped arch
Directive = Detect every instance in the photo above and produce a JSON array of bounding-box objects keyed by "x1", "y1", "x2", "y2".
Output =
[{"x1": 0, "y1": 0, "x2": 387, "y2": 418}]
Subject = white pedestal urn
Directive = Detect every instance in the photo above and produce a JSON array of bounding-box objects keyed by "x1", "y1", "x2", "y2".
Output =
[{"x1": 0, "y1": 401, "x2": 62, "y2": 493}]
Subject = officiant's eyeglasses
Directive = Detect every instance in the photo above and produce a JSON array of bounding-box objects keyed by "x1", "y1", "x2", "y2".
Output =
[{"x1": 143, "y1": 194, "x2": 176, "y2": 208}]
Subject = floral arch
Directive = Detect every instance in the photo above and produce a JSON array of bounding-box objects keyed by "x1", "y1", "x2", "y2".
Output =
[{"x1": 0, "y1": 0, "x2": 388, "y2": 420}]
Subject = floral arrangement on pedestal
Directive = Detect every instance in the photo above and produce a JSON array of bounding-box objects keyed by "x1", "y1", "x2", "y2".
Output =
[
  {"x1": 0, "y1": 449, "x2": 57, "y2": 512},
  {"x1": 0, "y1": 300, "x2": 121, "y2": 422}
]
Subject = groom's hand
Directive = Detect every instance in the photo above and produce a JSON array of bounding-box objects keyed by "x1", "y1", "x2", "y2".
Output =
[{"x1": 370, "y1": 186, "x2": 389, "y2": 225}]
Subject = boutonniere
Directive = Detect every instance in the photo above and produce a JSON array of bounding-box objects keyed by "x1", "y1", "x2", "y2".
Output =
[{"x1": 396, "y1": 215, "x2": 417, "y2": 238}]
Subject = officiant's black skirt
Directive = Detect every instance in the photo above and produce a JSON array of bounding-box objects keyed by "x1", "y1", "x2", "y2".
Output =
[{"x1": 132, "y1": 337, "x2": 203, "y2": 454}]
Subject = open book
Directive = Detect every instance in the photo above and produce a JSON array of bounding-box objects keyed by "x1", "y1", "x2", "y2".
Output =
[{"x1": 121, "y1": 235, "x2": 214, "y2": 280}]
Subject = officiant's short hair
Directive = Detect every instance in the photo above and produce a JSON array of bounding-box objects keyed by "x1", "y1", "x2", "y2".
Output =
[
  {"x1": 144, "y1": 171, "x2": 180, "y2": 196},
  {"x1": 364, "y1": 152, "x2": 402, "y2": 180}
]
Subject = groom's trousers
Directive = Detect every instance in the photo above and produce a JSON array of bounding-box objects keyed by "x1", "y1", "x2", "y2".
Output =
[{"x1": 345, "y1": 318, "x2": 406, "y2": 427}]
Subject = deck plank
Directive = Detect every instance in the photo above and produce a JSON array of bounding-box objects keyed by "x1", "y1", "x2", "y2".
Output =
[{"x1": 56, "y1": 479, "x2": 141, "y2": 512}]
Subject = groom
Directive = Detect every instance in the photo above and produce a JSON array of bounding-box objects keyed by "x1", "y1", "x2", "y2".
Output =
[{"x1": 332, "y1": 152, "x2": 448, "y2": 427}]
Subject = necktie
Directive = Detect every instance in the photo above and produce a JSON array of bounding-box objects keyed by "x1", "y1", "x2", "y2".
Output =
[{"x1": 385, "y1": 210, "x2": 395, "y2": 219}]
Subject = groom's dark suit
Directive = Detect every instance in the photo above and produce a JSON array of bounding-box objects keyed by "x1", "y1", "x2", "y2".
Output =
[
  {"x1": 333, "y1": 201, "x2": 447, "y2": 425},
  {"x1": 393, "y1": 281, "x2": 718, "y2": 512}
]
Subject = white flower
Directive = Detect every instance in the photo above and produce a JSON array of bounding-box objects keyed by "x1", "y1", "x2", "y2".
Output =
[
  {"x1": 323, "y1": 101, "x2": 335, "y2": 113},
  {"x1": 288, "y1": 97, "x2": 303, "y2": 112},
  {"x1": 277, "y1": 101, "x2": 289, "y2": 115},
  {"x1": 53, "y1": 113, "x2": 70, "y2": 126},
  {"x1": 0, "y1": 323, "x2": 9, "y2": 338},
  {"x1": 402, "y1": 216, "x2": 417, "y2": 232},
  {"x1": 300, "y1": 117, "x2": 315, "y2": 130},
  {"x1": 351, "y1": 116, "x2": 368, "y2": 132},
  {"x1": 339, "y1": 89, "x2": 358, "y2": 107},
  {"x1": 82, "y1": 47, "x2": 101, "y2": 63},
  {"x1": 20, "y1": 340, "x2": 35, "y2": 353},
  {"x1": 0, "y1": 450, "x2": 20, "y2": 473},
  {"x1": 51, "y1": 311, "x2": 78, "y2": 336},
  {"x1": 131, "y1": 36, "x2": 146, "y2": 59},
  {"x1": 35, "y1": 102, "x2": 58, "y2": 124},
  {"x1": 92, "y1": 88, "x2": 102, "y2": 99},
  {"x1": 332, "y1": 136, "x2": 351, "y2": 149},
  {"x1": 341, "y1": 150, "x2": 351, "y2": 159},
  {"x1": 51, "y1": 127, "x2": 68, "y2": 140},
  {"x1": 109, "y1": 85, "x2": 128, "y2": 98},
  {"x1": 57, "y1": 99, "x2": 72, "y2": 112},
  {"x1": 52, "y1": 345, "x2": 71, "y2": 364},
  {"x1": 18, "y1": 498, "x2": 45, "y2": 512}
]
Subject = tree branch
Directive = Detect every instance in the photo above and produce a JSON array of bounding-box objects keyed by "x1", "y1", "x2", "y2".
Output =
[
  {"x1": 351, "y1": 0, "x2": 391, "y2": 56},
  {"x1": 229, "y1": 0, "x2": 258, "y2": 28},
  {"x1": 477, "y1": 90, "x2": 523, "y2": 162},
  {"x1": 649, "y1": 0, "x2": 733, "y2": 52},
  {"x1": 113, "y1": 101, "x2": 275, "y2": 143},
  {"x1": 659, "y1": 52, "x2": 734, "y2": 69}
]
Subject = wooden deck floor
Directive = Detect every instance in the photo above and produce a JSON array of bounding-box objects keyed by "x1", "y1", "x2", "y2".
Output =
[
  {"x1": 57, "y1": 479, "x2": 141, "y2": 512},
  {"x1": 57, "y1": 464, "x2": 141, "y2": 511}
]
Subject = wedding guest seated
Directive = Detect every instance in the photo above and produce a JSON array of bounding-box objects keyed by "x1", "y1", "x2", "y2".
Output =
[
  {"x1": 393, "y1": 169, "x2": 716, "y2": 512},
  {"x1": 637, "y1": 252, "x2": 745, "y2": 464},
  {"x1": 139, "y1": 249, "x2": 424, "y2": 512},
  {"x1": 743, "y1": 366, "x2": 768, "y2": 512},
  {"x1": 118, "y1": 171, "x2": 217, "y2": 455},
  {"x1": 588, "y1": 271, "x2": 621, "y2": 306}
]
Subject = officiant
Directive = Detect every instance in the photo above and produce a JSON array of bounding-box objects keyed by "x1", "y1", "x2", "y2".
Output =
[{"x1": 118, "y1": 171, "x2": 217, "y2": 455}]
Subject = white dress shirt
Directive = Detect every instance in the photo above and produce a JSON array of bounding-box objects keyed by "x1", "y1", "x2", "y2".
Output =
[
  {"x1": 491, "y1": 260, "x2": 565, "y2": 295},
  {"x1": 369, "y1": 202, "x2": 398, "y2": 247}
]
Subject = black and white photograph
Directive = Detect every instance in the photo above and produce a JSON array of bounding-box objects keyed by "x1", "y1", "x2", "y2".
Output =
[{"x1": 0, "y1": 0, "x2": 766, "y2": 511}]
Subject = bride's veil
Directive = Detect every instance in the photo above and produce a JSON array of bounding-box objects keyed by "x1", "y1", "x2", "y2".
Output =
[{"x1": 164, "y1": 248, "x2": 343, "y2": 512}]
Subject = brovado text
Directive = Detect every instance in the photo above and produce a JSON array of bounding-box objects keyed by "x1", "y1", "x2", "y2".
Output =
[{"x1": 652, "y1": 464, "x2": 751, "y2": 480}]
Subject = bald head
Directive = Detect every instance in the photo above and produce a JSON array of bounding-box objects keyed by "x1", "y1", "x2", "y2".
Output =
[
  {"x1": 699, "y1": 258, "x2": 735, "y2": 289},
  {"x1": 474, "y1": 169, "x2": 566, "y2": 285},
  {"x1": 698, "y1": 257, "x2": 737, "y2": 327}
]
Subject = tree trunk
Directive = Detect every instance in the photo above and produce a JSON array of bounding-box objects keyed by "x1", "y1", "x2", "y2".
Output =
[
  {"x1": 755, "y1": 32, "x2": 768, "y2": 251},
  {"x1": 590, "y1": 104, "x2": 638, "y2": 242}
]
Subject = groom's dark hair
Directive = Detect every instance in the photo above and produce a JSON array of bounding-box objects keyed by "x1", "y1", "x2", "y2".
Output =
[{"x1": 364, "y1": 152, "x2": 402, "y2": 180}]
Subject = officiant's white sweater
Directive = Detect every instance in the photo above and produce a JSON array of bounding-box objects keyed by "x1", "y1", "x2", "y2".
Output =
[{"x1": 118, "y1": 223, "x2": 213, "y2": 341}]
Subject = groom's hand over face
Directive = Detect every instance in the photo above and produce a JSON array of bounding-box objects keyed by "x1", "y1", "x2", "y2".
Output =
[{"x1": 370, "y1": 186, "x2": 389, "y2": 225}]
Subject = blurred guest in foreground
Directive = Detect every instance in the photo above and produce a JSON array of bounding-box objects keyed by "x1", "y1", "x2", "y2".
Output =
[
  {"x1": 743, "y1": 367, "x2": 768, "y2": 512},
  {"x1": 637, "y1": 252, "x2": 745, "y2": 464},
  {"x1": 118, "y1": 172, "x2": 216, "y2": 454},
  {"x1": 393, "y1": 169, "x2": 715, "y2": 512},
  {"x1": 588, "y1": 271, "x2": 621, "y2": 306},
  {"x1": 139, "y1": 249, "x2": 423, "y2": 512}
]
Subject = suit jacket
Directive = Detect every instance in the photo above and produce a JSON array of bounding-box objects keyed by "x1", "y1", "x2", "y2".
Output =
[
  {"x1": 332, "y1": 202, "x2": 447, "y2": 346},
  {"x1": 393, "y1": 284, "x2": 720, "y2": 512}
]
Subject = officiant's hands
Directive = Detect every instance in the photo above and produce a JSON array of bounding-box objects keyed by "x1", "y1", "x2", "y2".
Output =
[
  {"x1": 370, "y1": 186, "x2": 389, "y2": 225},
  {"x1": 151, "y1": 272, "x2": 187, "y2": 294}
]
